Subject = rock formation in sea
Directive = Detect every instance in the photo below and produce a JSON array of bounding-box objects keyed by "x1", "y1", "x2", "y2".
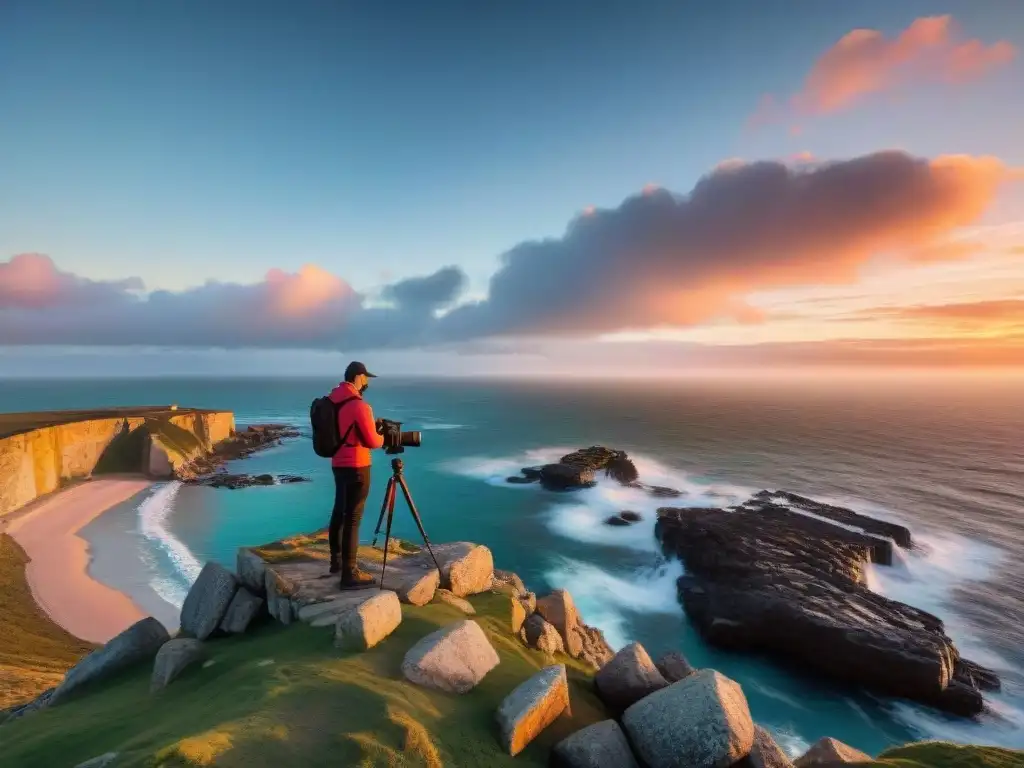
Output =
[{"x1": 655, "y1": 492, "x2": 1000, "y2": 717}]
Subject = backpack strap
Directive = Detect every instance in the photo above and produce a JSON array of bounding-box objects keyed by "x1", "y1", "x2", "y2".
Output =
[{"x1": 333, "y1": 396, "x2": 361, "y2": 449}]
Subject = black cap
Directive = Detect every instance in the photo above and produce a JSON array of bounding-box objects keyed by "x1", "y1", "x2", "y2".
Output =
[{"x1": 344, "y1": 361, "x2": 377, "y2": 382}]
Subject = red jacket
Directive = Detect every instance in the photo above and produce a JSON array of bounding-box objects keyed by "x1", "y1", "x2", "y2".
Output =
[{"x1": 328, "y1": 382, "x2": 384, "y2": 467}]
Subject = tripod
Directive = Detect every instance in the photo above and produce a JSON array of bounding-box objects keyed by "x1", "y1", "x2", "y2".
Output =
[{"x1": 371, "y1": 457, "x2": 443, "y2": 590}]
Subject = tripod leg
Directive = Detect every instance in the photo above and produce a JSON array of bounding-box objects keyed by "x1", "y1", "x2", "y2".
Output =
[
  {"x1": 379, "y1": 487, "x2": 397, "y2": 591},
  {"x1": 371, "y1": 477, "x2": 396, "y2": 547},
  {"x1": 396, "y1": 475, "x2": 443, "y2": 577}
]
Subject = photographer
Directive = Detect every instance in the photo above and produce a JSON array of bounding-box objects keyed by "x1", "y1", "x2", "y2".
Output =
[{"x1": 326, "y1": 361, "x2": 384, "y2": 588}]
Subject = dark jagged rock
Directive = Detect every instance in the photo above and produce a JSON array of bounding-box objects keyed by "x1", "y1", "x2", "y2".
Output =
[
  {"x1": 521, "y1": 467, "x2": 543, "y2": 479},
  {"x1": 506, "y1": 475, "x2": 537, "y2": 485},
  {"x1": 751, "y1": 490, "x2": 913, "y2": 548},
  {"x1": 604, "y1": 511, "x2": 643, "y2": 526},
  {"x1": 539, "y1": 463, "x2": 596, "y2": 491},
  {"x1": 176, "y1": 424, "x2": 300, "y2": 480},
  {"x1": 190, "y1": 473, "x2": 310, "y2": 489},
  {"x1": 646, "y1": 485, "x2": 684, "y2": 499},
  {"x1": 535, "y1": 445, "x2": 638, "y2": 490},
  {"x1": 654, "y1": 500, "x2": 998, "y2": 717}
]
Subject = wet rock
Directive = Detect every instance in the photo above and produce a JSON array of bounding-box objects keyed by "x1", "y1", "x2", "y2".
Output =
[
  {"x1": 435, "y1": 588, "x2": 476, "y2": 614},
  {"x1": 180, "y1": 562, "x2": 238, "y2": 640},
  {"x1": 647, "y1": 485, "x2": 684, "y2": 498},
  {"x1": 151, "y1": 638, "x2": 207, "y2": 692},
  {"x1": 524, "y1": 614, "x2": 564, "y2": 655},
  {"x1": 655, "y1": 650, "x2": 695, "y2": 683},
  {"x1": 192, "y1": 472, "x2": 310, "y2": 489},
  {"x1": 753, "y1": 490, "x2": 912, "y2": 548},
  {"x1": 334, "y1": 591, "x2": 402, "y2": 651},
  {"x1": 552, "y1": 720, "x2": 640, "y2": 768},
  {"x1": 401, "y1": 619, "x2": 500, "y2": 693},
  {"x1": 51, "y1": 617, "x2": 170, "y2": 705},
  {"x1": 594, "y1": 642, "x2": 668, "y2": 711},
  {"x1": 794, "y1": 737, "x2": 871, "y2": 766},
  {"x1": 496, "y1": 664, "x2": 571, "y2": 756},
  {"x1": 620, "y1": 510, "x2": 642, "y2": 522},
  {"x1": 506, "y1": 475, "x2": 537, "y2": 484},
  {"x1": 219, "y1": 587, "x2": 265, "y2": 634},
  {"x1": 540, "y1": 463, "x2": 596, "y2": 490},
  {"x1": 622, "y1": 669, "x2": 755, "y2": 768},
  {"x1": 521, "y1": 467, "x2": 543, "y2": 479},
  {"x1": 604, "y1": 515, "x2": 631, "y2": 527},
  {"x1": 654, "y1": 500, "x2": 998, "y2": 717}
]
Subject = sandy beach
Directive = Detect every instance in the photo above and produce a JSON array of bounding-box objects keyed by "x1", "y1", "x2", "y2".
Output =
[{"x1": 5, "y1": 478, "x2": 155, "y2": 644}]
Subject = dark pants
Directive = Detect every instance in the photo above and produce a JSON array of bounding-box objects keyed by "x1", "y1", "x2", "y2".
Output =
[{"x1": 329, "y1": 466, "x2": 371, "y2": 572}]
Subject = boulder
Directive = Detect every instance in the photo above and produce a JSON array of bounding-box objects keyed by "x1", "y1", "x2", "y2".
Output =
[
  {"x1": 493, "y1": 569, "x2": 528, "y2": 595},
  {"x1": 594, "y1": 642, "x2": 668, "y2": 711},
  {"x1": 511, "y1": 595, "x2": 528, "y2": 634},
  {"x1": 434, "y1": 542, "x2": 494, "y2": 597},
  {"x1": 523, "y1": 614, "x2": 564, "y2": 655},
  {"x1": 434, "y1": 588, "x2": 476, "y2": 615},
  {"x1": 73, "y1": 754, "x2": 119, "y2": 768},
  {"x1": 496, "y1": 664, "x2": 571, "y2": 756},
  {"x1": 401, "y1": 619, "x2": 500, "y2": 693},
  {"x1": 521, "y1": 591, "x2": 537, "y2": 615},
  {"x1": 655, "y1": 651, "x2": 695, "y2": 683},
  {"x1": 521, "y1": 467, "x2": 543, "y2": 479},
  {"x1": 654, "y1": 501, "x2": 997, "y2": 716},
  {"x1": 794, "y1": 737, "x2": 871, "y2": 766},
  {"x1": 219, "y1": 587, "x2": 265, "y2": 634},
  {"x1": 398, "y1": 568, "x2": 440, "y2": 607},
  {"x1": 151, "y1": 638, "x2": 207, "y2": 692},
  {"x1": 236, "y1": 548, "x2": 267, "y2": 596},
  {"x1": 536, "y1": 589, "x2": 581, "y2": 656},
  {"x1": 647, "y1": 485, "x2": 683, "y2": 498},
  {"x1": 743, "y1": 726, "x2": 795, "y2": 768},
  {"x1": 620, "y1": 511, "x2": 642, "y2": 522},
  {"x1": 335, "y1": 591, "x2": 402, "y2": 651},
  {"x1": 507, "y1": 475, "x2": 536, "y2": 484},
  {"x1": 552, "y1": 720, "x2": 640, "y2": 768},
  {"x1": 180, "y1": 562, "x2": 238, "y2": 640},
  {"x1": 574, "y1": 624, "x2": 615, "y2": 670},
  {"x1": 50, "y1": 617, "x2": 170, "y2": 705},
  {"x1": 622, "y1": 669, "x2": 755, "y2": 768},
  {"x1": 604, "y1": 516, "x2": 631, "y2": 527},
  {"x1": 265, "y1": 568, "x2": 297, "y2": 625}
]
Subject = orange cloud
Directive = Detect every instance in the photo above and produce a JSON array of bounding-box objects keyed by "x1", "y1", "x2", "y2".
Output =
[
  {"x1": 753, "y1": 16, "x2": 1015, "y2": 123},
  {"x1": 0, "y1": 253, "x2": 144, "y2": 310},
  {"x1": 264, "y1": 264, "x2": 354, "y2": 318},
  {"x1": 878, "y1": 299, "x2": 1024, "y2": 324}
]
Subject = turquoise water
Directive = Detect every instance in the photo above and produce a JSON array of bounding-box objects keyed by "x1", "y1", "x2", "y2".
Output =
[{"x1": 3, "y1": 375, "x2": 1024, "y2": 755}]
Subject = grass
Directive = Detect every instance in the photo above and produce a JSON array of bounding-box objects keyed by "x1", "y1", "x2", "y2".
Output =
[
  {"x1": 864, "y1": 742, "x2": 1024, "y2": 768},
  {"x1": 0, "y1": 590, "x2": 609, "y2": 767},
  {"x1": 0, "y1": 534, "x2": 97, "y2": 711}
]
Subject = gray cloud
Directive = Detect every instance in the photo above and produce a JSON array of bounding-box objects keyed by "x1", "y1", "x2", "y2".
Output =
[{"x1": 0, "y1": 150, "x2": 1010, "y2": 350}]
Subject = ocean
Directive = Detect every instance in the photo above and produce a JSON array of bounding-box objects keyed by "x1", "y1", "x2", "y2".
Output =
[{"x1": 2, "y1": 374, "x2": 1023, "y2": 756}]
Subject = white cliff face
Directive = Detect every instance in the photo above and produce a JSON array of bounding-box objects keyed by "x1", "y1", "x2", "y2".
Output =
[{"x1": 145, "y1": 439, "x2": 174, "y2": 479}]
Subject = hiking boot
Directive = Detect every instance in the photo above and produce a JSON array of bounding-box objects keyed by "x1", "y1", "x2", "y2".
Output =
[
  {"x1": 328, "y1": 555, "x2": 340, "y2": 575},
  {"x1": 340, "y1": 567, "x2": 376, "y2": 590}
]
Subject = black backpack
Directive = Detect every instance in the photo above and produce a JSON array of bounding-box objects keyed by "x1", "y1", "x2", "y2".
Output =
[{"x1": 310, "y1": 395, "x2": 359, "y2": 458}]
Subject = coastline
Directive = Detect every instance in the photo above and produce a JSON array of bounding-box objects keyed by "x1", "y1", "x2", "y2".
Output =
[{"x1": 4, "y1": 477, "x2": 159, "y2": 644}]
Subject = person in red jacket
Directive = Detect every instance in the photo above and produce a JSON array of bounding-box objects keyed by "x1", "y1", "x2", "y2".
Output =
[{"x1": 327, "y1": 361, "x2": 385, "y2": 588}]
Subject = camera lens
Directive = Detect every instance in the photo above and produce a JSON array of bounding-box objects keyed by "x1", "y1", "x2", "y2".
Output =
[{"x1": 400, "y1": 430, "x2": 421, "y2": 448}]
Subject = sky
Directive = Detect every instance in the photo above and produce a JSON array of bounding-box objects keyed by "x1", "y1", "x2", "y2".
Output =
[{"x1": 1, "y1": 0, "x2": 1023, "y2": 377}]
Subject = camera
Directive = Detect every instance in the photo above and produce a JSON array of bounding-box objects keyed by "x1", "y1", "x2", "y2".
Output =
[{"x1": 377, "y1": 418, "x2": 422, "y2": 455}]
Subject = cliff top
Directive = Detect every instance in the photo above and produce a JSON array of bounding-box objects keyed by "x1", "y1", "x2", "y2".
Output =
[{"x1": 0, "y1": 407, "x2": 226, "y2": 440}]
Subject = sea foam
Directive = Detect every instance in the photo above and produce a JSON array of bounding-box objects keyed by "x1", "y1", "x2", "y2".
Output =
[{"x1": 136, "y1": 481, "x2": 203, "y2": 608}]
